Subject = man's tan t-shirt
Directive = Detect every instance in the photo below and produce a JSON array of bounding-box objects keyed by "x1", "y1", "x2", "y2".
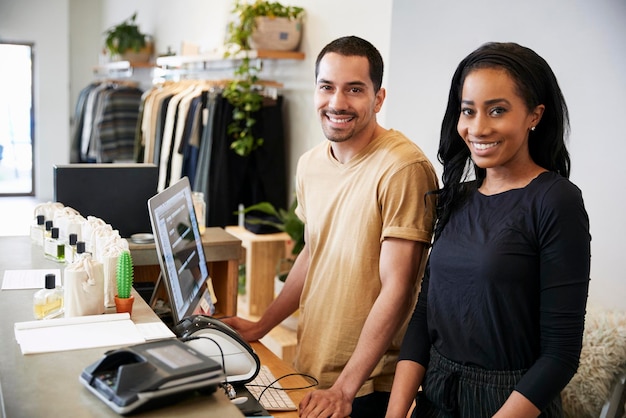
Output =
[{"x1": 294, "y1": 129, "x2": 438, "y2": 395}]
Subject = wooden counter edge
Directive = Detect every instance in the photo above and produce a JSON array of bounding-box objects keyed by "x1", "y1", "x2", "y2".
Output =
[{"x1": 251, "y1": 341, "x2": 315, "y2": 418}]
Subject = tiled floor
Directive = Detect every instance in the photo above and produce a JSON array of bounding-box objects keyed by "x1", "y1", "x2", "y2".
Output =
[{"x1": 0, "y1": 196, "x2": 42, "y2": 236}]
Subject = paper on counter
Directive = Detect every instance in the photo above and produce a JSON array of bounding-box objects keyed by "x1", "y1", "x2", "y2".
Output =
[
  {"x1": 2, "y1": 269, "x2": 62, "y2": 290},
  {"x1": 14, "y1": 313, "x2": 145, "y2": 355}
]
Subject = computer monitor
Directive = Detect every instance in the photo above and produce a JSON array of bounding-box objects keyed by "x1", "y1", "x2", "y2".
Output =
[
  {"x1": 147, "y1": 177, "x2": 212, "y2": 325},
  {"x1": 53, "y1": 163, "x2": 158, "y2": 238}
]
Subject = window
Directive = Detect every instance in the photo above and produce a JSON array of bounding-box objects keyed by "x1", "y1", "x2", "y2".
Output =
[{"x1": 0, "y1": 42, "x2": 34, "y2": 195}]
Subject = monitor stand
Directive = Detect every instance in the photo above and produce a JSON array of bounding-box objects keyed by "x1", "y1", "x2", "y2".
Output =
[
  {"x1": 149, "y1": 271, "x2": 164, "y2": 308},
  {"x1": 148, "y1": 273, "x2": 215, "y2": 327}
]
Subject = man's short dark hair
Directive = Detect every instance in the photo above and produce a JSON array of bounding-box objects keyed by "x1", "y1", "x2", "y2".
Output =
[{"x1": 315, "y1": 36, "x2": 384, "y2": 92}]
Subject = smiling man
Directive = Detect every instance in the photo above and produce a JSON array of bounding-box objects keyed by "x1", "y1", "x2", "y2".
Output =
[{"x1": 223, "y1": 36, "x2": 438, "y2": 418}]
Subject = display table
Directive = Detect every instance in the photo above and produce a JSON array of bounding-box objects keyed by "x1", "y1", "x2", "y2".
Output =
[
  {"x1": 0, "y1": 236, "x2": 311, "y2": 418},
  {"x1": 225, "y1": 226, "x2": 298, "y2": 364}
]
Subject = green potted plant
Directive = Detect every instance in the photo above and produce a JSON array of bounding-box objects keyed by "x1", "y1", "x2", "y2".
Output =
[
  {"x1": 223, "y1": 1, "x2": 305, "y2": 157},
  {"x1": 226, "y1": 0, "x2": 304, "y2": 52},
  {"x1": 115, "y1": 250, "x2": 135, "y2": 315},
  {"x1": 239, "y1": 197, "x2": 305, "y2": 268},
  {"x1": 103, "y1": 12, "x2": 152, "y2": 62}
]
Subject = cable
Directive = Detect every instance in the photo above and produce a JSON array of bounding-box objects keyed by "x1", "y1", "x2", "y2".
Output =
[
  {"x1": 179, "y1": 335, "x2": 235, "y2": 398},
  {"x1": 179, "y1": 335, "x2": 226, "y2": 373},
  {"x1": 180, "y1": 335, "x2": 319, "y2": 404},
  {"x1": 246, "y1": 372, "x2": 319, "y2": 404}
]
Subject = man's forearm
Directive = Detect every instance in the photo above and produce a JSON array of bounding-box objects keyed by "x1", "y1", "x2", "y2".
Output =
[
  {"x1": 333, "y1": 238, "x2": 425, "y2": 399},
  {"x1": 257, "y1": 246, "x2": 309, "y2": 335},
  {"x1": 332, "y1": 285, "x2": 414, "y2": 399}
]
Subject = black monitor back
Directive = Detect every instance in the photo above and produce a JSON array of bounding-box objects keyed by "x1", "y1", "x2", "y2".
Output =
[{"x1": 53, "y1": 163, "x2": 158, "y2": 238}]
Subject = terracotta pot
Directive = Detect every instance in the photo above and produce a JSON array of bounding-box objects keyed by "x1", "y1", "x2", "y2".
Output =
[{"x1": 114, "y1": 294, "x2": 135, "y2": 316}]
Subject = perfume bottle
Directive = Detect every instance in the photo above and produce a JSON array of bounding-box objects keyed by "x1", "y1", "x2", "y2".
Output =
[
  {"x1": 30, "y1": 215, "x2": 46, "y2": 246},
  {"x1": 76, "y1": 241, "x2": 87, "y2": 258},
  {"x1": 44, "y1": 227, "x2": 65, "y2": 262},
  {"x1": 64, "y1": 233, "x2": 78, "y2": 263},
  {"x1": 33, "y1": 273, "x2": 64, "y2": 319},
  {"x1": 44, "y1": 220, "x2": 54, "y2": 239}
]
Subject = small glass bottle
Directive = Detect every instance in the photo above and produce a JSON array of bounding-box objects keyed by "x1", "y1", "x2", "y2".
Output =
[
  {"x1": 64, "y1": 233, "x2": 78, "y2": 263},
  {"x1": 75, "y1": 241, "x2": 89, "y2": 259},
  {"x1": 30, "y1": 215, "x2": 46, "y2": 246},
  {"x1": 33, "y1": 273, "x2": 64, "y2": 319},
  {"x1": 44, "y1": 220, "x2": 54, "y2": 239},
  {"x1": 44, "y1": 227, "x2": 65, "y2": 262},
  {"x1": 192, "y1": 191, "x2": 206, "y2": 235}
]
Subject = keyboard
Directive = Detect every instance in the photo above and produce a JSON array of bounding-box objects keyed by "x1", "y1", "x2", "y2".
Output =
[{"x1": 245, "y1": 365, "x2": 298, "y2": 411}]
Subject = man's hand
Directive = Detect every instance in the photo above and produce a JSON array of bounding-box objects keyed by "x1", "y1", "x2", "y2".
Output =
[
  {"x1": 220, "y1": 316, "x2": 264, "y2": 342},
  {"x1": 299, "y1": 388, "x2": 352, "y2": 418}
]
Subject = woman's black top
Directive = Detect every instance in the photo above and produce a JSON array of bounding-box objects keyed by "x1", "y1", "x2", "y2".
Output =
[{"x1": 399, "y1": 171, "x2": 591, "y2": 410}]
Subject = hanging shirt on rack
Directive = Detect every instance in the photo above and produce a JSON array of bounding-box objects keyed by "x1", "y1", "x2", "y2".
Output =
[
  {"x1": 179, "y1": 92, "x2": 206, "y2": 187},
  {"x1": 168, "y1": 84, "x2": 204, "y2": 187},
  {"x1": 97, "y1": 84, "x2": 144, "y2": 162},
  {"x1": 80, "y1": 82, "x2": 110, "y2": 161},
  {"x1": 71, "y1": 82, "x2": 100, "y2": 163},
  {"x1": 74, "y1": 80, "x2": 143, "y2": 163},
  {"x1": 157, "y1": 83, "x2": 198, "y2": 191}
]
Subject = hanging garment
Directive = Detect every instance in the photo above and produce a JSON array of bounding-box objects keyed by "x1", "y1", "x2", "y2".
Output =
[
  {"x1": 136, "y1": 80, "x2": 288, "y2": 228},
  {"x1": 205, "y1": 94, "x2": 287, "y2": 228},
  {"x1": 72, "y1": 81, "x2": 143, "y2": 162}
]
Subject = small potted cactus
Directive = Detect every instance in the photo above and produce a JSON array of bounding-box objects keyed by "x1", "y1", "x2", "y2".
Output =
[{"x1": 114, "y1": 250, "x2": 135, "y2": 315}]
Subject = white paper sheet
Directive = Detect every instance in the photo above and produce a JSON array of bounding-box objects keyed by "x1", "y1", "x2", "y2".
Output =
[
  {"x1": 2, "y1": 269, "x2": 62, "y2": 290},
  {"x1": 14, "y1": 313, "x2": 146, "y2": 354}
]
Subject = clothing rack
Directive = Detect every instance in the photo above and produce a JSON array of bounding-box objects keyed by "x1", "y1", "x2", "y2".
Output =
[
  {"x1": 136, "y1": 77, "x2": 287, "y2": 228},
  {"x1": 73, "y1": 51, "x2": 299, "y2": 225}
]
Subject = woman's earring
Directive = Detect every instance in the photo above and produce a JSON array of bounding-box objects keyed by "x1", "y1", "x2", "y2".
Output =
[{"x1": 530, "y1": 126, "x2": 536, "y2": 131}]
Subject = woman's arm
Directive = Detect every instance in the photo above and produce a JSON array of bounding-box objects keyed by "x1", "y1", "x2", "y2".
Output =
[
  {"x1": 506, "y1": 180, "x2": 591, "y2": 411},
  {"x1": 385, "y1": 360, "x2": 425, "y2": 418},
  {"x1": 493, "y1": 391, "x2": 541, "y2": 418},
  {"x1": 385, "y1": 260, "x2": 433, "y2": 418}
]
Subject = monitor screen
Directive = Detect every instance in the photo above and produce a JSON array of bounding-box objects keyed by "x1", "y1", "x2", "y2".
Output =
[
  {"x1": 147, "y1": 177, "x2": 210, "y2": 325},
  {"x1": 53, "y1": 163, "x2": 158, "y2": 238}
]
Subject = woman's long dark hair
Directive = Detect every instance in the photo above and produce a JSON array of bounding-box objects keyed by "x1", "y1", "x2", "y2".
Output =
[{"x1": 434, "y1": 42, "x2": 570, "y2": 240}]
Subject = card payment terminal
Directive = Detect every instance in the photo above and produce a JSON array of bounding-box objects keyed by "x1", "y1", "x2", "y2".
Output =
[{"x1": 80, "y1": 339, "x2": 225, "y2": 415}]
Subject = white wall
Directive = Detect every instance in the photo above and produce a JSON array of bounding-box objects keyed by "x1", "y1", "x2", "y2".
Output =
[
  {"x1": 69, "y1": 0, "x2": 103, "y2": 120},
  {"x1": 0, "y1": 0, "x2": 70, "y2": 201},
  {"x1": 2, "y1": 0, "x2": 623, "y2": 310},
  {"x1": 386, "y1": 0, "x2": 626, "y2": 310}
]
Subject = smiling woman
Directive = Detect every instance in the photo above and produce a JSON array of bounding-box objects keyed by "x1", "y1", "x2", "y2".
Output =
[{"x1": 0, "y1": 42, "x2": 34, "y2": 196}]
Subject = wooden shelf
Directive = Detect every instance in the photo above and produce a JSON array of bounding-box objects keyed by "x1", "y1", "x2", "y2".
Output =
[{"x1": 254, "y1": 49, "x2": 305, "y2": 60}]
